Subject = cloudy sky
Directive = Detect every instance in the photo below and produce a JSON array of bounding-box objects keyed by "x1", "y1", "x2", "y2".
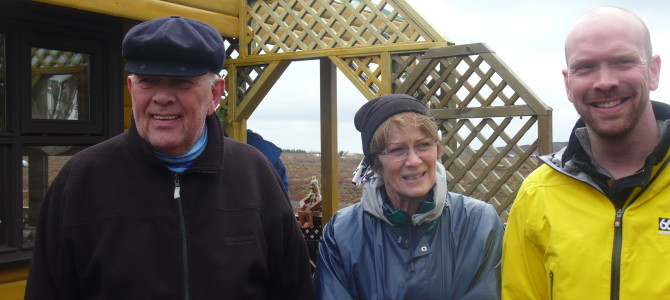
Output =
[{"x1": 246, "y1": 0, "x2": 670, "y2": 153}]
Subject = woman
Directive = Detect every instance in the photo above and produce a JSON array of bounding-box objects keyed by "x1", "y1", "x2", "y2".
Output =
[
  {"x1": 314, "y1": 94, "x2": 504, "y2": 299},
  {"x1": 297, "y1": 176, "x2": 322, "y2": 228}
]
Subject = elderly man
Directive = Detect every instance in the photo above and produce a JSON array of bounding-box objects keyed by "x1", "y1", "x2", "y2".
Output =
[
  {"x1": 502, "y1": 7, "x2": 668, "y2": 300},
  {"x1": 25, "y1": 16, "x2": 315, "y2": 300}
]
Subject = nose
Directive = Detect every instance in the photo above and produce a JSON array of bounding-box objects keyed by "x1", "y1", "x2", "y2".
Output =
[
  {"x1": 403, "y1": 148, "x2": 422, "y2": 166},
  {"x1": 152, "y1": 88, "x2": 176, "y2": 105},
  {"x1": 593, "y1": 65, "x2": 619, "y2": 92}
]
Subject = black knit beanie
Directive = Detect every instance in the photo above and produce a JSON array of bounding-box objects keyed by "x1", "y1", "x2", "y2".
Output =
[{"x1": 354, "y1": 94, "x2": 428, "y2": 165}]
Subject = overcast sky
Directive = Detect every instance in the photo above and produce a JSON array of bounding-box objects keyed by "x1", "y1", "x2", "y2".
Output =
[{"x1": 246, "y1": 0, "x2": 670, "y2": 153}]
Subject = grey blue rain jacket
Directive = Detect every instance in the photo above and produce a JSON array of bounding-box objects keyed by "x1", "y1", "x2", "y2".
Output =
[{"x1": 314, "y1": 164, "x2": 504, "y2": 299}]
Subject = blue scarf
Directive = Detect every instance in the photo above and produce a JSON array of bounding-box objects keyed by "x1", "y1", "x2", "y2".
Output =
[{"x1": 154, "y1": 126, "x2": 208, "y2": 173}]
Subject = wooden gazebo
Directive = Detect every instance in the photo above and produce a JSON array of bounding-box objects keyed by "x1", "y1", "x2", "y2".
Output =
[{"x1": 0, "y1": 1, "x2": 552, "y2": 297}]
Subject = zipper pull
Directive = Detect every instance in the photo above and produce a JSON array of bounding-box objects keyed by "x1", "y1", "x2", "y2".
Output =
[
  {"x1": 614, "y1": 208, "x2": 623, "y2": 228},
  {"x1": 173, "y1": 174, "x2": 181, "y2": 200}
]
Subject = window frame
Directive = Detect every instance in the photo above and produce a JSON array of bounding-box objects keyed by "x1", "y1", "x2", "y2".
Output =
[
  {"x1": 0, "y1": 0, "x2": 124, "y2": 268},
  {"x1": 19, "y1": 32, "x2": 105, "y2": 135}
]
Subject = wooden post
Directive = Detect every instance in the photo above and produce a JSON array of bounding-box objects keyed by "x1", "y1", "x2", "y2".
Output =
[
  {"x1": 538, "y1": 112, "x2": 553, "y2": 155},
  {"x1": 320, "y1": 58, "x2": 338, "y2": 224}
]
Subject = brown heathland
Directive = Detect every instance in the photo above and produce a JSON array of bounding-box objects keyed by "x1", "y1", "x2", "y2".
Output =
[{"x1": 282, "y1": 152, "x2": 364, "y2": 207}]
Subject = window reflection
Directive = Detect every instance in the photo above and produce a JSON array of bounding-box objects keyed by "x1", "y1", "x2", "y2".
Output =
[
  {"x1": 22, "y1": 145, "x2": 86, "y2": 247},
  {"x1": 31, "y1": 48, "x2": 90, "y2": 121}
]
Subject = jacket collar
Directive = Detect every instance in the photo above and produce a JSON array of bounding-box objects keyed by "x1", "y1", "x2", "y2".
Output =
[
  {"x1": 188, "y1": 113, "x2": 225, "y2": 172},
  {"x1": 545, "y1": 101, "x2": 670, "y2": 202}
]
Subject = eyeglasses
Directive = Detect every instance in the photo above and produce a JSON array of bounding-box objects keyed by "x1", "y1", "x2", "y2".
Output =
[{"x1": 377, "y1": 140, "x2": 437, "y2": 162}]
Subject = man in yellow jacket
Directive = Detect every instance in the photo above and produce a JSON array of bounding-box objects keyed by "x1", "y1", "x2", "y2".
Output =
[{"x1": 502, "y1": 6, "x2": 669, "y2": 300}]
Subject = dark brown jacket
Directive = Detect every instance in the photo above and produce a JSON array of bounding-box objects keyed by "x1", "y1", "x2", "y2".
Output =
[{"x1": 25, "y1": 114, "x2": 315, "y2": 300}]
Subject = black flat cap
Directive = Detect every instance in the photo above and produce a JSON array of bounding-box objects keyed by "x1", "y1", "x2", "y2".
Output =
[
  {"x1": 354, "y1": 94, "x2": 428, "y2": 165},
  {"x1": 122, "y1": 16, "x2": 225, "y2": 77}
]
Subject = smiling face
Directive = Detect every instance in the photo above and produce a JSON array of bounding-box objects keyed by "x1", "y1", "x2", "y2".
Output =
[
  {"x1": 128, "y1": 73, "x2": 224, "y2": 156},
  {"x1": 373, "y1": 113, "x2": 438, "y2": 207},
  {"x1": 562, "y1": 8, "x2": 660, "y2": 139}
]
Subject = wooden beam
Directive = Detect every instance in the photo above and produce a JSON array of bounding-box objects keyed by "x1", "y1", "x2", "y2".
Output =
[
  {"x1": 0, "y1": 266, "x2": 29, "y2": 285},
  {"x1": 320, "y1": 58, "x2": 338, "y2": 224},
  {"x1": 238, "y1": 0, "x2": 249, "y2": 55},
  {"x1": 480, "y1": 51, "x2": 552, "y2": 115},
  {"x1": 228, "y1": 41, "x2": 449, "y2": 66},
  {"x1": 329, "y1": 56, "x2": 377, "y2": 100},
  {"x1": 431, "y1": 105, "x2": 539, "y2": 119},
  {"x1": 33, "y1": 0, "x2": 238, "y2": 37},
  {"x1": 0, "y1": 264, "x2": 28, "y2": 300},
  {"x1": 391, "y1": 0, "x2": 448, "y2": 43},
  {"x1": 395, "y1": 54, "x2": 440, "y2": 95},
  {"x1": 162, "y1": 0, "x2": 237, "y2": 16},
  {"x1": 380, "y1": 51, "x2": 392, "y2": 94},
  {"x1": 223, "y1": 64, "x2": 239, "y2": 138},
  {"x1": 422, "y1": 43, "x2": 494, "y2": 58},
  {"x1": 230, "y1": 119, "x2": 247, "y2": 142},
  {"x1": 538, "y1": 113, "x2": 553, "y2": 155}
]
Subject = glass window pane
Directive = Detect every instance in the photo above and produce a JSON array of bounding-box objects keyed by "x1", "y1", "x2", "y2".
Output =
[
  {"x1": 0, "y1": 33, "x2": 5, "y2": 131},
  {"x1": 31, "y1": 48, "x2": 90, "y2": 121},
  {"x1": 22, "y1": 145, "x2": 86, "y2": 248}
]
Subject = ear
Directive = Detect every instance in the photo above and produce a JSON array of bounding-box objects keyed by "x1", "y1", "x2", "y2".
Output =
[
  {"x1": 562, "y1": 68, "x2": 574, "y2": 103},
  {"x1": 207, "y1": 77, "x2": 225, "y2": 116},
  {"x1": 649, "y1": 55, "x2": 661, "y2": 91},
  {"x1": 127, "y1": 76, "x2": 136, "y2": 112}
]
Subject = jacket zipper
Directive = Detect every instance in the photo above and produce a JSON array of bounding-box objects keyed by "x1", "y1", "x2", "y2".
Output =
[
  {"x1": 608, "y1": 155, "x2": 670, "y2": 300},
  {"x1": 611, "y1": 208, "x2": 624, "y2": 300},
  {"x1": 408, "y1": 227, "x2": 415, "y2": 272},
  {"x1": 549, "y1": 271, "x2": 554, "y2": 300},
  {"x1": 542, "y1": 138, "x2": 670, "y2": 300},
  {"x1": 174, "y1": 174, "x2": 190, "y2": 300}
]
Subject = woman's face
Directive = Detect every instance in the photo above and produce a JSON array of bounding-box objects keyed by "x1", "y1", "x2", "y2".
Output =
[{"x1": 378, "y1": 123, "x2": 437, "y2": 205}]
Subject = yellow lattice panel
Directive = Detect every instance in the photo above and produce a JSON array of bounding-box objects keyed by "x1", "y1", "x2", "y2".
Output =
[
  {"x1": 389, "y1": 44, "x2": 550, "y2": 221},
  {"x1": 229, "y1": 0, "x2": 550, "y2": 220},
  {"x1": 31, "y1": 49, "x2": 88, "y2": 68},
  {"x1": 442, "y1": 117, "x2": 540, "y2": 209},
  {"x1": 234, "y1": 64, "x2": 270, "y2": 106},
  {"x1": 331, "y1": 55, "x2": 384, "y2": 98},
  {"x1": 245, "y1": 0, "x2": 445, "y2": 56}
]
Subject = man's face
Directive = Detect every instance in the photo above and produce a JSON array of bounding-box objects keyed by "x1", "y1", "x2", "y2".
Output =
[
  {"x1": 128, "y1": 74, "x2": 224, "y2": 156},
  {"x1": 562, "y1": 15, "x2": 660, "y2": 139}
]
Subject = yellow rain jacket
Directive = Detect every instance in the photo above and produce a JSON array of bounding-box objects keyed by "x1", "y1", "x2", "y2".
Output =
[{"x1": 503, "y1": 101, "x2": 670, "y2": 300}]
